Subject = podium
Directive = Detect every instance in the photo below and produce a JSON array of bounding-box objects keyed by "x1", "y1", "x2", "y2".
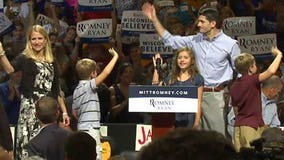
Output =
[
  {"x1": 129, "y1": 85, "x2": 198, "y2": 139},
  {"x1": 101, "y1": 123, "x2": 152, "y2": 154}
]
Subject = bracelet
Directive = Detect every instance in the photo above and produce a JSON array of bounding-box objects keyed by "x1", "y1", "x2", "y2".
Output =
[
  {"x1": 0, "y1": 50, "x2": 5, "y2": 57},
  {"x1": 62, "y1": 112, "x2": 68, "y2": 116}
]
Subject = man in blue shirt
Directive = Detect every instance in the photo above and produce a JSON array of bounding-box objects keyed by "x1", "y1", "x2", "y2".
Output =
[
  {"x1": 142, "y1": 3, "x2": 240, "y2": 136},
  {"x1": 261, "y1": 75, "x2": 283, "y2": 128},
  {"x1": 227, "y1": 75, "x2": 283, "y2": 138}
]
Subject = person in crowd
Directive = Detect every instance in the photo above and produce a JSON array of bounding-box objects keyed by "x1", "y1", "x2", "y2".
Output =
[
  {"x1": 65, "y1": 131, "x2": 97, "y2": 160},
  {"x1": 142, "y1": 3, "x2": 241, "y2": 136},
  {"x1": 72, "y1": 48, "x2": 119, "y2": 160},
  {"x1": 109, "y1": 62, "x2": 144, "y2": 123},
  {"x1": 0, "y1": 100, "x2": 13, "y2": 160},
  {"x1": 0, "y1": 24, "x2": 70, "y2": 160},
  {"x1": 261, "y1": 75, "x2": 283, "y2": 128},
  {"x1": 25, "y1": 96, "x2": 70, "y2": 160},
  {"x1": 57, "y1": 26, "x2": 81, "y2": 96},
  {"x1": 152, "y1": 47, "x2": 203, "y2": 129},
  {"x1": 3, "y1": 0, "x2": 34, "y2": 60},
  {"x1": 227, "y1": 75, "x2": 283, "y2": 138},
  {"x1": 121, "y1": 42, "x2": 150, "y2": 85},
  {"x1": 0, "y1": 71, "x2": 22, "y2": 125},
  {"x1": 4, "y1": 0, "x2": 32, "y2": 33},
  {"x1": 230, "y1": 46, "x2": 282, "y2": 151},
  {"x1": 4, "y1": 20, "x2": 27, "y2": 59},
  {"x1": 229, "y1": 0, "x2": 261, "y2": 16},
  {"x1": 137, "y1": 128, "x2": 237, "y2": 160},
  {"x1": 95, "y1": 65, "x2": 112, "y2": 123}
]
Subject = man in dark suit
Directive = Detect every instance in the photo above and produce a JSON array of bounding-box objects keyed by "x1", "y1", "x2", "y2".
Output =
[{"x1": 25, "y1": 96, "x2": 70, "y2": 160}]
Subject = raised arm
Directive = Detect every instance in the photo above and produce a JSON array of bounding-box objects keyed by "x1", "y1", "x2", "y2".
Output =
[
  {"x1": 259, "y1": 46, "x2": 283, "y2": 82},
  {"x1": 95, "y1": 48, "x2": 119, "y2": 85},
  {"x1": 142, "y1": 2, "x2": 166, "y2": 37},
  {"x1": 0, "y1": 42, "x2": 15, "y2": 74},
  {"x1": 152, "y1": 53, "x2": 162, "y2": 85},
  {"x1": 46, "y1": 2, "x2": 61, "y2": 34}
]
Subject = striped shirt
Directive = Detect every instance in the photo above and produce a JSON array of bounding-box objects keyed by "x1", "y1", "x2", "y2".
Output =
[{"x1": 72, "y1": 79, "x2": 100, "y2": 130}]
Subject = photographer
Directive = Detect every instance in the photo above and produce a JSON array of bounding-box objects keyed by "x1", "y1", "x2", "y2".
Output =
[{"x1": 238, "y1": 128, "x2": 284, "y2": 160}]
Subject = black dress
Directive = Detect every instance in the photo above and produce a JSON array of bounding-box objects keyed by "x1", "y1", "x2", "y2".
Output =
[{"x1": 12, "y1": 55, "x2": 60, "y2": 160}]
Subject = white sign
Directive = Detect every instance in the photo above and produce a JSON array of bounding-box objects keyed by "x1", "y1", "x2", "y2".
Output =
[
  {"x1": 78, "y1": 0, "x2": 113, "y2": 11},
  {"x1": 100, "y1": 126, "x2": 108, "y2": 137},
  {"x1": 222, "y1": 16, "x2": 256, "y2": 38},
  {"x1": 36, "y1": 14, "x2": 58, "y2": 33},
  {"x1": 77, "y1": 19, "x2": 112, "y2": 38},
  {"x1": 156, "y1": 0, "x2": 174, "y2": 7},
  {"x1": 135, "y1": 124, "x2": 152, "y2": 151},
  {"x1": 237, "y1": 33, "x2": 277, "y2": 54},
  {"x1": 78, "y1": 0, "x2": 112, "y2": 7},
  {"x1": 129, "y1": 85, "x2": 198, "y2": 113},
  {"x1": 51, "y1": 0, "x2": 64, "y2": 3},
  {"x1": 140, "y1": 33, "x2": 173, "y2": 55},
  {"x1": 121, "y1": 10, "x2": 155, "y2": 32}
]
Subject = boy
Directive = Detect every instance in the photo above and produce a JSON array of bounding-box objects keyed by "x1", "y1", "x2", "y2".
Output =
[
  {"x1": 230, "y1": 46, "x2": 282, "y2": 151},
  {"x1": 72, "y1": 48, "x2": 118, "y2": 160},
  {"x1": 25, "y1": 96, "x2": 70, "y2": 160}
]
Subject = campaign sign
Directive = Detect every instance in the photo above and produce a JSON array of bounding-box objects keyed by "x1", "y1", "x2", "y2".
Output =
[
  {"x1": 52, "y1": 0, "x2": 64, "y2": 2},
  {"x1": 129, "y1": 85, "x2": 198, "y2": 113},
  {"x1": 140, "y1": 33, "x2": 173, "y2": 55},
  {"x1": 36, "y1": 14, "x2": 59, "y2": 33},
  {"x1": 78, "y1": 0, "x2": 113, "y2": 12},
  {"x1": 77, "y1": 19, "x2": 112, "y2": 43},
  {"x1": 156, "y1": 0, "x2": 174, "y2": 7},
  {"x1": 51, "y1": 0, "x2": 64, "y2": 6},
  {"x1": 135, "y1": 124, "x2": 152, "y2": 151},
  {"x1": 11, "y1": 0, "x2": 28, "y2": 2},
  {"x1": 237, "y1": 33, "x2": 277, "y2": 54},
  {"x1": 223, "y1": 16, "x2": 256, "y2": 38},
  {"x1": 121, "y1": 10, "x2": 155, "y2": 32}
]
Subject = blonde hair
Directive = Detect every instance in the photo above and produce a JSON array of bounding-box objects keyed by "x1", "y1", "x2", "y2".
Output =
[
  {"x1": 169, "y1": 47, "x2": 199, "y2": 85},
  {"x1": 24, "y1": 25, "x2": 54, "y2": 63},
  {"x1": 75, "y1": 58, "x2": 96, "y2": 80},
  {"x1": 234, "y1": 53, "x2": 255, "y2": 75}
]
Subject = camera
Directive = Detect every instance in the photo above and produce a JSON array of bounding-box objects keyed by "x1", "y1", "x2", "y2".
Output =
[
  {"x1": 10, "y1": 6, "x2": 20, "y2": 16},
  {"x1": 237, "y1": 138, "x2": 284, "y2": 160}
]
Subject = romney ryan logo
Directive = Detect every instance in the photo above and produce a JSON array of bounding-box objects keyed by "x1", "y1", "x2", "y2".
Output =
[{"x1": 149, "y1": 99, "x2": 174, "y2": 111}]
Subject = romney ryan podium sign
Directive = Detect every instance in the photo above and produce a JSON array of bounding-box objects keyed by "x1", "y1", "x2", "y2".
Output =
[{"x1": 129, "y1": 85, "x2": 198, "y2": 113}]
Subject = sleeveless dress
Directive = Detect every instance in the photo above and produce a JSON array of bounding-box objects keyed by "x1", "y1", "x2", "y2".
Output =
[{"x1": 16, "y1": 61, "x2": 56, "y2": 160}]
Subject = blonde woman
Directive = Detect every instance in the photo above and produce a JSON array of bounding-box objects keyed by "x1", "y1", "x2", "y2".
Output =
[{"x1": 0, "y1": 25, "x2": 70, "y2": 160}]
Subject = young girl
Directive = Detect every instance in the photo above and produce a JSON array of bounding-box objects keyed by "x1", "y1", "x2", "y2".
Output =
[{"x1": 152, "y1": 47, "x2": 204, "y2": 129}]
